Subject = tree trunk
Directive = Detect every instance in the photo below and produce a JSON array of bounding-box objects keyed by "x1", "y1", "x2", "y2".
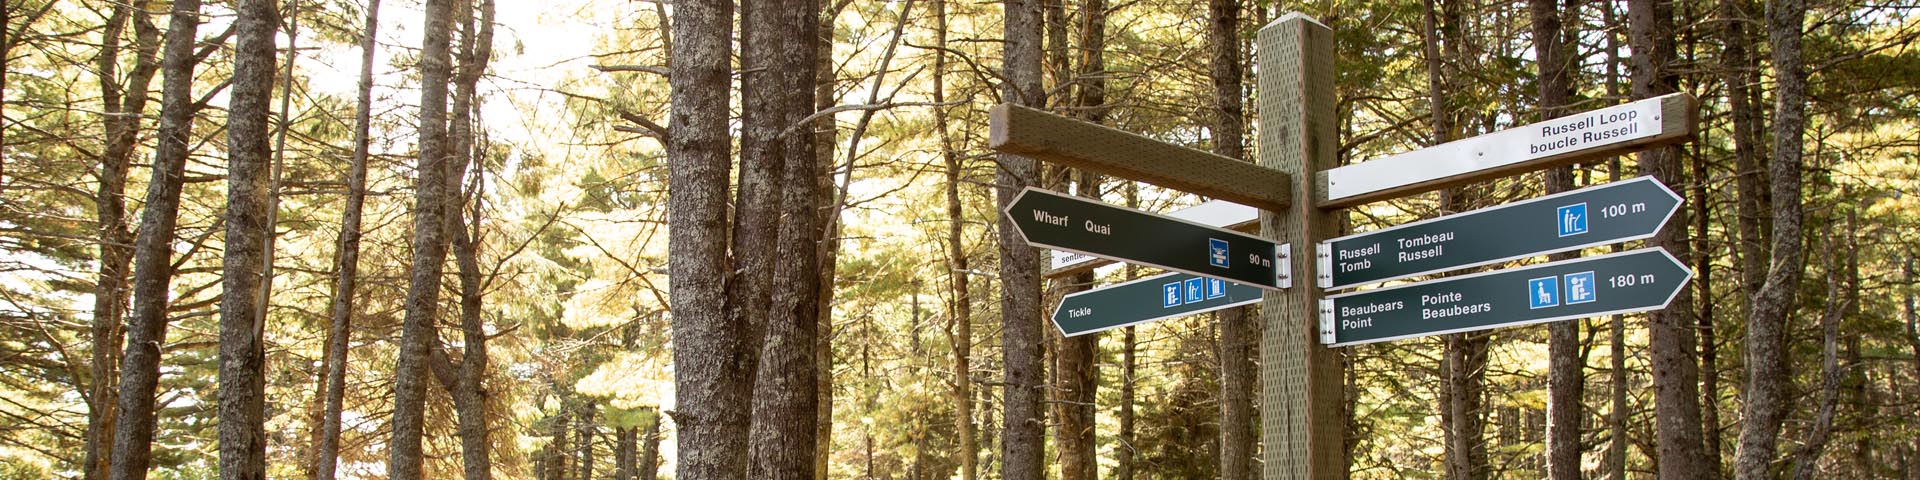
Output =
[
  {"x1": 1118, "y1": 322, "x2": 1137, "y2": 480},
  {"x1": 1424, "y1": 2, "x2": 1487, "y2": 478},
  {"x1": 1528, "y1": 1, "x2": 1583, "y2": 478},
  {"x1": 1721, "y1": 0, "x2": 1769, "y2": 302},
  {"x1": 579, "y1": 403, "x2": 598, "y2": 480},
  {"x1": 640, "y1": 414, "x2": 663, "y2": 480},
  {"x1": 436, "y1": 0, "x2": 497, "y2": 477},
  {"x1": 1602, "y1": 4, "x2": 1629, "y2": 478},
  {"x1": 548, "y1": 405, "x2": 575, "y2": 480},
  {"x1": 108, "y1": 0, "x2": 203, "y2": 477},
  {"x1": 1734, "y1": 2, "x2": 1808, "y2": 478},
  {"x1": 386, "y1": 0, "x2": 457, "y2": 476},
  {"x1": 998, "y1": 0, "x2": 1046, "y2": 477},
  {"x1": 813, "y1": 4, "x2": 841, "y2": 479},
  {"x1": 1054, "y1": 1, "x2": 1106, "y2": 476},
  {"x1": 749, "y1": 0, "x2": 824, "y2": 477},
  {"x1": 1628, "y1": 1, "x2": 1709, "y2": 478},
  {"x1": 668, "y1": 0, "x2": 749, "y2": 477},
  {"x1": 933, "y1": 0, "x2": 975, "y2": 475},
  {"x1": 1208, "y1": 1, "x2": 1254, "y2": 478},
  {"x1": 218, "y1": 0, "x2": 279, "y2": 477},
  {"x1": 1788, "y1": 237, "x2": 1849, "y2": 480},
  {"x1": 85, "y1": 3, "x2": 158, "y2": 478},
  {"x1": 315, "y1": 3, "x2": 380, "y2": 479},
  {"x1": 616, "y1": 427, "x2": 635, "y2": 480}
]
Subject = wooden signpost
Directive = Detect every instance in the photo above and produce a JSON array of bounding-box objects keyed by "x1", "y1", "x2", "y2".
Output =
[{"x1": 989, "y1": 13, "x2": 1697, "y2": 480}]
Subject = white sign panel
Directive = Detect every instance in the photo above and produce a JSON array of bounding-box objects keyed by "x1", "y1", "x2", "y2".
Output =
[{"x1": 1326, "y1": 96, "x2": 1666, "y2": 202}]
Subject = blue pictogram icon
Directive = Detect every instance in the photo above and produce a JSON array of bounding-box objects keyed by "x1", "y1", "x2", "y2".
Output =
[
  {"x1": 1184, "y1": 278, "x2": 1205, "y2": 304},
  {"x1": 1207, "y1": 278, "x2": 1227, "y2": 299},
  {"x1": 1564, "y1": 271, "x2": 1596, "y2": 305},
  {"x1": 1209, "y1": 238, "x2": 1230, "y2": 268},
  {"x1": 1557, "y1": 203, "x2": 1589, "y2": 237},
  {"x1": 1528, "y1": 276, "x2": 1560, "y2": 309},
  {"x1": 1163, "y1": 282, "x2": 1183, "y2": 308}
]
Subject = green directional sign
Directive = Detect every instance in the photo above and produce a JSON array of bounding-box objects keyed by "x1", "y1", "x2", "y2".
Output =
[
  {"x1": 1006, "y1": 187, "x2": 1286, "y2": 290},
  {"x1": 1320, "y1": 248, "x2": 1691, "y2": 347},
  {"x1": 1052, "y1": 272, "x2": 1264, "y2": 337},
  {"x1": 1320, "y1": 176, "x2": 1681, "y2": 290}
]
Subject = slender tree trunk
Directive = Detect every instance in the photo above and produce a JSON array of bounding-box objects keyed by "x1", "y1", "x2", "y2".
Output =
[
  {"x1": 1692, "y1": 121, "x2": 1724, "y2": 480},
  {"x1": 998, "y1": 0, "x2": 1046, "y2": 477},
  {"x1": 315, "y1": 3, "x2": 380, "y2": 479},
  {"x1": 933, "y1": 0, "x2": 975, "y2": 475},
  {"x1": 1602, "y1": 5, "x2": 1629, "y2": 478},
  {"x1": 109, "y1": 1, "x2": 203, "y2": 477},
  {"x1": 579, "y1": 403, "x2": 597, "y2": 480},
  {"x1": 668, "y1": 0, "x2": 748, "y2": 477},
  {"x1": 436, "y1": 1, "x2": 496, "y2": 477},
  {"x1": 1788, "y1": 236, "x2": 1849, "y2": 480},
  {"x1": 1721, "y1": 0, "x2": 1770, "y2": 302},
  {"x1": 386, "y1": 0, "x2": 456, "y2": 475},
  {"x1": 548, "y1": 405, "x2": 575, "y2": 480},
  {"x1": 616, "y1": 427, "x2": 635, "y2": 480},
  {"x1": 812, "y1": 5, "x2": 842, "y2": 479},
  {"x1": 1734, "y1": 1, "x2": 1808, "y2": 478},
  {"x1": 1529, "y1": 1, "x2": 1583, "y2": 478},
  {"x1": 219, "y1": 0, "x2": 280, "y2": 477},
  {"x1": 1207, "y1": 0, "x2": 1254, "y2": 478},
  {"x1": 640, "y1": 414, "x2": 663, "y2": 480},
  {"x1": 1629, "y1": 1, "x2": 1709, "y2": 478},
  {"x1": 1054, "y1": 1, "x2": 1106, "y2": 476},
  {"x1": 1424, "y1": 2, "x2": 1488, "y2": 478},
  {"x1": 85, "y1": 4, "x2": 158, "y2": 478},
  {"x1": 749, "y1": 0, "x2": 824, "y2": 477}
]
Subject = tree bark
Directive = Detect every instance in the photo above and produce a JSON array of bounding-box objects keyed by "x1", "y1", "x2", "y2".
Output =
[
  {"x1": 640, "y1": 414, "x2": 663, "y2": 480},
  {"x1": 1602, "y1": 5, "x2": 1629, "y2": 478},
  {"x1": 1629, "y1": 1, "x2": 1709, "y2": 478},
  {"x1": 1529, "y1": 0, "x2": 1583, "y2": 478},
  {"x1": 85, "y1": 3, "x2": 158, "y2": 478},
  {"x1": 813, "y1": 4, "x2": 841, "y2": 477},
  {"x1": 749, "y1": 0, "x2": 824, "y2": 477},
  {"x1": 616, "y1": 427, "x2": 635, "y2": 480},
  {"x1": 1734, "y1": 0, "x2": 1808, "y2": 477},
  {"x1": 109, "y1": 1, "x2": 203, "y2": 477},
  {"x1": 218, "y1": 0, "x2": 279, "y2": 477},
  {"x1": 1787, "y1": 238, "x2": 1848, "y2": 480},
  {"x1": 315, "y1": 3, "x2": 380, "y2": 479},
  {"x1": 386, "y1": 0, "x2": 456, "y2": 475},
  {"x1": 933, "y1": 0, "x2": 975, "y2": 475},
  {"x1": 668, "y1": 0, "x2": 749, "y2": 477},
  {"x1": 1208, "y1": 1, "x2": 1254, "y2": 478},
  {"x1": 1054, "y1": 1, "x2": 1106, "y2": 476},
  {"x1": 435, "y1": 0, "x2": 496, "y2": 477},
  {"x1": 579, "y1": 402, "x2": 597, "y2": 480},
  {"x1": 998, "y1": 0, "x2": 1046, "y2": 477},
  {"x1": 1721, "y1": 0, "x2": 1770, "y2": 302}
]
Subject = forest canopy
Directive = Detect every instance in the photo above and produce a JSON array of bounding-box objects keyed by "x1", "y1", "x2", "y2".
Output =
[{"x1": 0, "y1": 0, "x2": 1916, "y2": 479}]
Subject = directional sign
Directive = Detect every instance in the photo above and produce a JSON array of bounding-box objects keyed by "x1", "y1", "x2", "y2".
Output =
[
  {"x1": 1049, "y1": 199, "x2": 1259, "y2": 277},
  {"x1": 1319, "y1": 248, "x2": 1691, "y2": 347},
  {"x1": 1320, "y1": 93, "x2": 1695, "y2": 207},
  {"x1": 1052, "y1": 272, "x2": 1264, "y2": 337},
  {"x1": 1006, "y1": 187, "x2": 1287, "y2": 290},
  {"x1": 1319, "y1": 176, "x2": 1681, "y2": 290}
]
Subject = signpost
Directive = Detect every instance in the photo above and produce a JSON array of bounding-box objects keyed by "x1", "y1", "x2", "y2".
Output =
[
  {"x1": 1319, "y1": 248, "x2": 1691, "y2": 347},
  {"x1": 1051, "y1": 272, "x2": 1263, "y2": 337},
  {"x1": 1317, "y1": 93, "x2": 1696, "y2": 207},
  {"x1": 1318, "y1": 176, "x2": 1681, "y2": 289},
  {"x1": 988, "y1": 13, "x2": 1697, "y2": 479},
  {"x1": 1049, "y1": 199, "x2": 1258, "y2": 277},
  {"x1": 1005, "y1": 187, "x2": 1289, "y2": 290}
]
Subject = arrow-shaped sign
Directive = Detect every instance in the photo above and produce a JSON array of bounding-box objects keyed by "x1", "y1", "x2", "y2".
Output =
[
  {"x1": 1006, "y1": 188, "x2": 1287, "y2": 290},
  {"x1": 1049, "y1": 199, "x2": 1259, "y2": 277},
  {"x1": 1319, "y1": 247, "x2": 1691, "y2": 347},
  {"x1": 1319, "y1": 176, "x2": 1681, "y2": 290},
  {"x1": 1052, "y1": 272, "x2": 1264, "y2": 337}
]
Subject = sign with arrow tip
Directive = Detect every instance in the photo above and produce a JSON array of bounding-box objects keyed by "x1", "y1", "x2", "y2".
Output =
[
  {"x1": 1052, "y1": 272, "x2": 1264, "y2": 337},
  {"x1": 1320, "y1": 247, "x2": 1691, "y2": 347},
  {"x1": 1005, "y1": 187, "x2": 1287, "y2": 290},
  {"x1": 1319, "y1": 176, "x2": 1682, "y2": 290}
]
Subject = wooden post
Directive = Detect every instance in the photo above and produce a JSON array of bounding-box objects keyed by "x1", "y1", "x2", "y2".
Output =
[{"x1": 1254, "y1": 13, "x2": 1344, "y2": 480}]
